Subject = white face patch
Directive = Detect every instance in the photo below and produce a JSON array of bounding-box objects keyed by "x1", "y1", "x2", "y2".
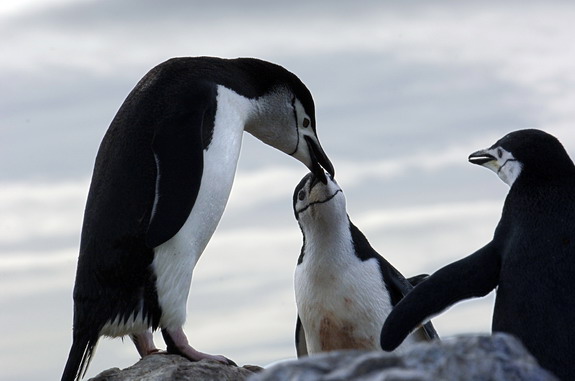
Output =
[
  {"x1": 481, "y1": 147, "x2": 523, "y2": 186},
  {"x1": 291, "y1": 98, "x2": 323, "y2": 169},
  {"x1": 293, "y1": 98, "x2": 312, "y2": 132},
  {"x1": 244, "y1": 88, "x2": 298, "y2": 155}
]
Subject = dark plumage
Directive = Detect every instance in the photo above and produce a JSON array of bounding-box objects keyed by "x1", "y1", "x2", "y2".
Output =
[
  {"x1": 62, "y1": 57, "x2": 334, "y2": 381},
  {"x1": 381, "y1": 129, "x2": 575, "y2": 380}
]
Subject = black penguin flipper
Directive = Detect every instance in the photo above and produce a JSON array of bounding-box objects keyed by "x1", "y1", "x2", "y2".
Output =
[
  {"x1": 407, "y1": 274, "x2": 429, "y2": 287},
  {"x1": 420, "y1": 320, "x2": 439, "y2": 341},
  {"x1": 406, "y1": 274, "x2": 438, "y2": 339},
  {"x1": 380, "y1": 241, "x2": 501, "y2": 351},
  {"x1": 295, "y1": 315, "x2": 308, "y2": 357},
  {"x1": 383, "y1": 261, "x2": 422, "y2": 302},
  {"x1": 145, "y1": 83, "x2": 217, "y2": 248},
  {"x1": 388, "y1": 271, "x2": 439, "y2": 341},
  {"x1": 146, "y1": 128, "x2": 203, "y2": 248}
]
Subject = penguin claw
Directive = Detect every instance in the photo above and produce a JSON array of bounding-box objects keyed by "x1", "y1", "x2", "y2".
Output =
[
  {"x1": 161, "y1": 327, "x2": 237, "y2": 366},
  {"x1": 178, "y1": 349, "x2": 236, "y2": 366},
  {"x1": 148, "y1": 349, "x2": 234, "y2": 365},
  {"x1": 145, "y1": 349, "x2": 165, "y2": 356},
  {"x1": 212, "y1": 355, "x2": 237, "y2": 367}
]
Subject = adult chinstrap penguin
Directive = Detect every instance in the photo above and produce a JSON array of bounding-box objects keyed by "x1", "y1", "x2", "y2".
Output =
[
  {"x1": 62, "y1": 56, "x2": 334, "y2": 381},
  {"x1": 293, "y1": 172, "x2": 438, "y2": 356},
  {"x1": 380, "y1": 129, "x2": 575, "y2": 380}
]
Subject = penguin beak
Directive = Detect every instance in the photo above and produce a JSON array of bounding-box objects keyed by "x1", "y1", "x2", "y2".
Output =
[
  {"x1": 304, "y1": 136, "x2": 335, "y2": 184},
  {"x1": 468, "y1": 149, "x2": 496, "y2": 166},
  {"x1": 309, "y1": 172, "x2": 323, "y2": 190}
]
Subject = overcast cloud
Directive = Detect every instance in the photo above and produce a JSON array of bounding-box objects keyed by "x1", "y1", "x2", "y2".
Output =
[{"x1": 2, "y1": 1, "x2": 575, "y2": 380}]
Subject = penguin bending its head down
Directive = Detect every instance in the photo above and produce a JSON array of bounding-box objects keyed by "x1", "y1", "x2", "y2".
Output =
[
  {"x1": 380, "y1": 129, "x2": 575, "y2": 380},
  {"x1": 61, "y1": 57, "x2": 334, "y2": 381},
  {"x1": 293, "y1": 173, "x2": 438, "y2": 356}
]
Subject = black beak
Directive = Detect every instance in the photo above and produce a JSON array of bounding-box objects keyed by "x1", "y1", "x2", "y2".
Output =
[
  {"x1": 305, "y1": 136, "x2": 335, "y2": 184},
  {"x1": 309, "y1": 172, "x2": 322, "y2": 189},
  {"x1": 468, "y1": 150, "x2": 496, "y2": 166}
]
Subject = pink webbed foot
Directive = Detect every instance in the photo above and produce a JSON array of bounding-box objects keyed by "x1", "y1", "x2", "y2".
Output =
[{"x1": 161, "y1": 327, "x2": 236, "y2": 366}]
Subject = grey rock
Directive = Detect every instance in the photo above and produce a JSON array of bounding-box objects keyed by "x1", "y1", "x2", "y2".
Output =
[
  {"x1": 88, "y1": 354, "x2": 262, "y2": 381},
  {"x1": 250, "y1": 333, "x2": 558, "y2": 381}
]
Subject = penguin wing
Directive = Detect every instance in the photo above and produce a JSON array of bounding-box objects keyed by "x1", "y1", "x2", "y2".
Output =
[
  {"x1": 387, "y1": 271, "x2": 439, "y2": 341},
  {"x1": 295, "y1": 315, "x2": 308, "y2": 357},
  {"x1": 407, "y1": 274, "x2": 429, "y2": 287},
  {"x1": 145, "y1": 83, "x2": 217, "y2": 248},
  {"x1": 380, "y1": 241, "x2": 501, "y2": 351},
  {"x1": 381, "y1": 261, "x2": 421, "y2": 304}
]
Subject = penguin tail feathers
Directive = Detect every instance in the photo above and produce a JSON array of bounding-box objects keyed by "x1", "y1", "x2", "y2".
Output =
[{"x1": 61, "y1": 335, "x2": 98, "y2": 381}]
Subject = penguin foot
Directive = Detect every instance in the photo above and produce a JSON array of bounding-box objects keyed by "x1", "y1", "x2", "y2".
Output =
[
  {"x1": 131, "y1": 331, "x2": 160, "y2": 358},
  {"x1": 162, "y1": 327, "x2": 237, "y2": 366}
]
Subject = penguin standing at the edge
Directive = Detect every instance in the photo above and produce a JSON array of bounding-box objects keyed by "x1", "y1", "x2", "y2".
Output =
[
  {"x1": 61, "y1": 57, "x2": 334, "y2": 381},
  {"x1": 380, "y1": 129, "x2": 575, "y2": 380},
  {"x1": 293, "y1": 172, "x2": 437, "y2": 356}
]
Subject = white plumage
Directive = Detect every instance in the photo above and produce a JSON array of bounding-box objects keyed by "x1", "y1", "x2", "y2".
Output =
[{"x1": 293, "y1": 173, "x2": 435, "y2": 356}]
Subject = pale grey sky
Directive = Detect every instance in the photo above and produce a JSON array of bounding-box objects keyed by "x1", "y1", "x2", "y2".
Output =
[{"x1": 2, "y1": 1, "x2": 575, "y2": 380}]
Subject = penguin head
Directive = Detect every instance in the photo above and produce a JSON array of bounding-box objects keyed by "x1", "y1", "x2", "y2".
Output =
[
  {"x1": 242, "y1": 68, "x2": 334, "y2": 184},
  {"x1": 468, "y1": 129, "x2": 574, "y2": 186},
  {"x1": 288, "y1": 96, "x2": 335, "y2": 185},
  {"x1": 293, "y1": 172, "x2": 345, "y2": 227}
]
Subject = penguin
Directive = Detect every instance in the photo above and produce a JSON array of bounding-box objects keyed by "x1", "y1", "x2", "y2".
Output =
[
  {"x1": 293, "y1": 172, "x2": 438, "y2": 357},
  {"x1": 61, "y1": 57, "x2": 335, "y2": 381},
  {"x1": 380, "y1": 129, "x2": 575, "y2": 380}
]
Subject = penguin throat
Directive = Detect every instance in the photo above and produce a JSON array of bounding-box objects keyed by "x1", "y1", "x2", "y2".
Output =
[{"x1": 497, "y1": 159, "x2": 522, "y2": 186}]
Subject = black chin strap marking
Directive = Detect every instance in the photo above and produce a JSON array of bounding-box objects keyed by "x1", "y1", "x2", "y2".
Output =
[
  {"x1": 288, "y1": 96, "x2": 299, "y2": 156},
  {"x1": 296, "y1": 189, "x2": 342, "y2": 217},
  {"x1": 497, "y1": 158, "x2": 518, "y2": 174}
]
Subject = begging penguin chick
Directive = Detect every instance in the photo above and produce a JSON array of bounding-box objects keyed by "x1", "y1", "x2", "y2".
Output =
[
  {"x1": 380, "y1": 129, "x2": 575, "y2": 381},
  {"x1": 293, "y1": 173, "x2": 438, "y2": 357},
  {"x1": 61, "y1": 57, "x2": 335, "y2": 381}
]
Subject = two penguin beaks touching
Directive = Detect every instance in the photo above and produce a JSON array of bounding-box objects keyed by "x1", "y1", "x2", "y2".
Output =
[
  {"x1": 293, "y1": 128, "x2": 575, "y2": 380},
  {"x1": 61, "y1": 55, "x2": 573, "y2": 381}
]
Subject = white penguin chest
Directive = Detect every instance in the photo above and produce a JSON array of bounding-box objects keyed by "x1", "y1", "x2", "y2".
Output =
[
  {"x1": 294, "y1": 244, "x2": 392, "y2": 353},
  {"x1": 294, "y1": 232, "x2": 424, "y2": 354},
  {"x1": 172, "y1": 87, "x2": 249, "y2": 251},
  {"x1": 152, "y1": 86, "x2": 253, "y2": 329}
]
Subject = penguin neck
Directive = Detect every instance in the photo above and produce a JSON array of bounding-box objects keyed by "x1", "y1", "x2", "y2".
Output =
[
  {"x1": 301, "y1": 212, "x2": 355, "y2": 265},
  {"x1": 512, "y1": 162, "x2": 575, "y2": 190},
  {"x1": 243, "y1": 88, "x2": 295, "y2": 156}
]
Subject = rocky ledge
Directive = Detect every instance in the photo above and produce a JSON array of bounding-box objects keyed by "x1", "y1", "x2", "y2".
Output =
[
  {"x1": 88, "y1": 355, "x2": 262, "y2": 381},
  {"x1": 89, "y1": 333, "x2": 557, "y2": 381}
]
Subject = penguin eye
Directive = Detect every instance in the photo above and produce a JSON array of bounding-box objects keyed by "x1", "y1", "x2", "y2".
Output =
[
  {"x1": 302, "y1": 118, "x2": 310, "y2": 128},
  {"x1": 497, "y1": 148, "x2": 503, "y2": 158},
  {"x1": 298, "y1": 190, "x2": 306, "y2": 201}
]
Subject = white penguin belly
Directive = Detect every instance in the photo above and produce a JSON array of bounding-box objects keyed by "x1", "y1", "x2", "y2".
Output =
[
  {"x1": 296, "y1": 255, "x2": 422, "y2": 354},
  {"x1": 296, "y1": 256, "x2": 392, "y2": 353},
  {"x1": 152, "y1": 86, "x2": 252, "y2": 330}
]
